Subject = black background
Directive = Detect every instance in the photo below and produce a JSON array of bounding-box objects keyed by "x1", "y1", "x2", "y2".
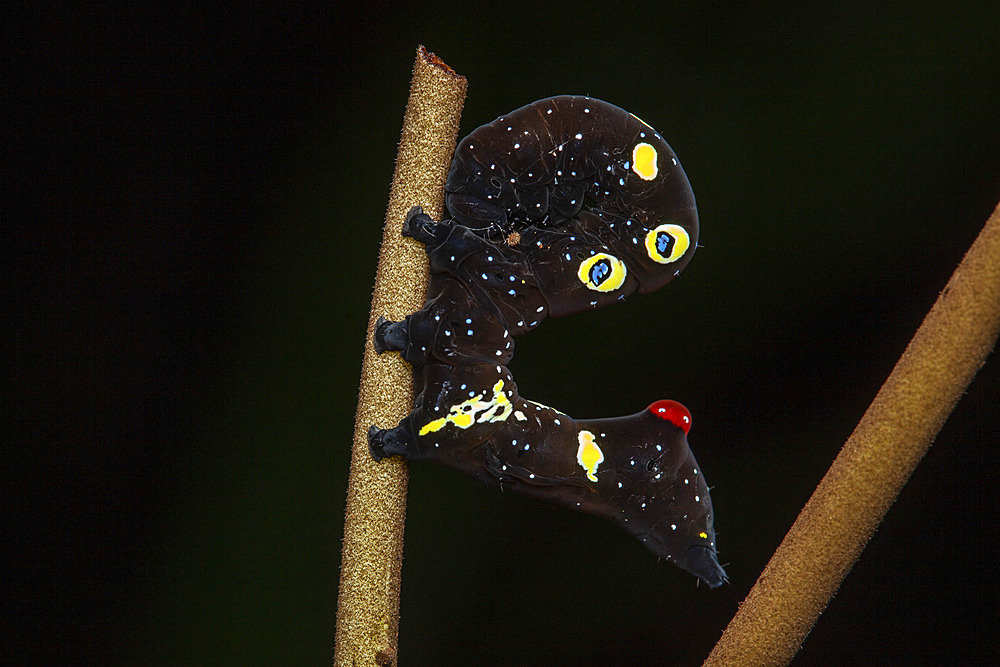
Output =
[{"x1": 7, "y1": 3, "x2": 999, "y2": 664}]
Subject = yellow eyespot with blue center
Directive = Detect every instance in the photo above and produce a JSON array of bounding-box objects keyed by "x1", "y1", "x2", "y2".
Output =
[
  {"x1": 631, "y1": 142, "x2": 658, "y2": 180},
  {"x1": 577, "y1": 253, "x2": 627, "y2": 292},
  {"x1": 644, "y1": 223, "x2": 690, "y2": 264}
]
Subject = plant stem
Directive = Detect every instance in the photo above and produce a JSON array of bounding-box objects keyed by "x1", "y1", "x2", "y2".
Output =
[
  {"x1": 705, "y1": 200, "x2": 1000, "y2": 665},
  {"x1": 334, "y1": 46, "x2": 466, "y2": 667}
]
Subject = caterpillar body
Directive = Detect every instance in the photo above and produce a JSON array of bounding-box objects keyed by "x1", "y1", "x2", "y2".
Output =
[{"x1": 368, "y1": 96, "x2": 726, "y2": 588}]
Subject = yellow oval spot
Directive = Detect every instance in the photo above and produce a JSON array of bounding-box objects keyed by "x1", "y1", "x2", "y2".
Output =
[
  {"x1": 699, "y1": 531, "x2": 708, "y2": 540},
  {"x1": 577, "y1": 430, "x2": 604, "y2": 482},
  {"x1": 644, "y1": 223, "x2": 690, "y2": 264},
  {"x1": 577, "y1": 253, "x2": 627, "y2": 292},
  {"x1": 632, "y1": 142, "x2": 658, "y2": 180}
]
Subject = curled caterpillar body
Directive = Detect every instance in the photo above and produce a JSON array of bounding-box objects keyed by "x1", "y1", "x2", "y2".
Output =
[{"x1": 369, "y1": 97, "x2": 725, "y2": 588}]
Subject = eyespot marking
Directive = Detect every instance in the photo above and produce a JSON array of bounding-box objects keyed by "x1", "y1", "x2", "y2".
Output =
[
  {"x1": 577, "y1": 253, "x2": 627, "y2": 292},
  {"x1": 644, "y1": 224, "x2": 690, "y2": 264}
]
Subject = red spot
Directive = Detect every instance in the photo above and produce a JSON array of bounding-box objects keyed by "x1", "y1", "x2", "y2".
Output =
[{"x1": 647, "y1": 399, "x2": 691, "y2": 434}]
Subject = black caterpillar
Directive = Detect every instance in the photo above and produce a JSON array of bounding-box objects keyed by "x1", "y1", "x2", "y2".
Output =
[{"x1": 368, "y1": 96, "x2": 726, "y2": 588}]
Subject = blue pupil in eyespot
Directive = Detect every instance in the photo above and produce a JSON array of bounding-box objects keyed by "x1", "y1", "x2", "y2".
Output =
[
  {"x1": 656, "y1": 231, "x2": 674, "y2": 256},
  {"x1": 590, "y1": 259, "x2": 611, "y2": 285}
]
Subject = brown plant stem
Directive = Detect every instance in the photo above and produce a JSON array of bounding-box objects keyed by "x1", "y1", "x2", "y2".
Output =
[
  {"x1": 334, "y1": 47, "x2": 466, "y2": 667},
  {"x1": 704, "y1": 200, "x2": 1000, "y2": 666}
]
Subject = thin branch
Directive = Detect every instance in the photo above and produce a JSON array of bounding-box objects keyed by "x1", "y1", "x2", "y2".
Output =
[
  {"x1": 334, "y1": 47, "x2": 466, "y2": 667},
  {"x1": 704, "y1": 200, "x2": 1000, "y2": 665}
]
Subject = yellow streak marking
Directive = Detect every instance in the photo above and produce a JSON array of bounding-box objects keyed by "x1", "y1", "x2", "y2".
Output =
[{"x1": 419, "y1": 380, "x2": 513, "y2": 436}]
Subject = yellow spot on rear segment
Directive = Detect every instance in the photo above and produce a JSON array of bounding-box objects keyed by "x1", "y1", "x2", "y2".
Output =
[
  {"x1": 632, "y1": 142, "x2": 658, "y2": 180},
  {"x1": 576, "y1": 430, "x2": 605, "y2": 483},
  {"x1": 418, "y1": 380, "x2": 513, "y2": 436},
  {"x1": 699, "y1": 531, "x2": 708, "y2": 539}
]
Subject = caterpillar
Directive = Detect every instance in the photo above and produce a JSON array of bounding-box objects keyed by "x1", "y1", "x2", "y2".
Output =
[{"x1": 368, "y1": 96, "x2": 726, "y2": 588}]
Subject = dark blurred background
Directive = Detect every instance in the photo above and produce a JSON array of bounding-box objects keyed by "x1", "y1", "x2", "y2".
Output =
[{"x1": 6, "y1": 2, "x2": 998, "y2": 664}]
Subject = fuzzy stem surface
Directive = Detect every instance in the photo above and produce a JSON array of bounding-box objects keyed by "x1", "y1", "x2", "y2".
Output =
[{"x1": 334, "y1": 46, "x2": 466, "y2": 667}]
